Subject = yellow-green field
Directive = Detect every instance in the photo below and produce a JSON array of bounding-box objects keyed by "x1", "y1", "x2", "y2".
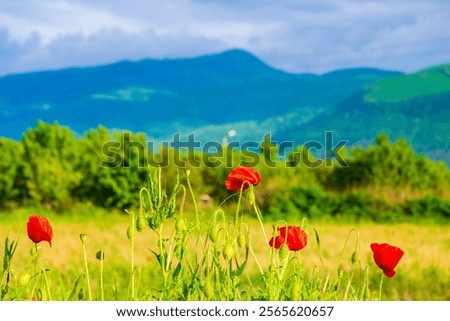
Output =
[{"x1": 1, "y1": 207, "x2": 449, "y2": 301}]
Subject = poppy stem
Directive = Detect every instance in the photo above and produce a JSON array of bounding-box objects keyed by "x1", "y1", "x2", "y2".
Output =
[
  {"x1": 185, "y1": 170, "x2": 200, "y2": 230},
  {"x1": 361, "y1": 265, "x2": 370, "y2": 301},
  {"x1": 30, "y1": 243, "x2": 39, "y2": 300},
  {"x1": 253, "y1": 202, "x2": 269, "y2": 247},
  {"x1": 139, "y1": 187, "x2": 154, "y2": 216},
  {"x1": 248, "y1": 245, "x2": 268, "y2": 286},
  {"x1": 378, "y1": 273, "x2": 384, "y2": 301},
  {"x1": 100, "y1": 253, "x2": 104, "y2": 301},
  {"x1": 157, "y1": 224, "x2": 169, "y2": 295},
  {"x1": 279, "y1": 250, "x2": 290, "y2": 285},
  {"x1": 337, "y1": 228, "x2": 359, "y2": 269},
  {"x1": 129, "y1": 211, "x2": 136, "y2": 300},
  {"x1": 234, "y1": 186, "x2": 244, "y2": 230},
  {"x1": 80, "y1": 234, "x2": 92, "y2": 301},
  {"x1": 32, "y1": 242, "x2": 38, "y2": 266},
  {"x1": 42, "y1": 267, "x2": 52, "y2": 301}
]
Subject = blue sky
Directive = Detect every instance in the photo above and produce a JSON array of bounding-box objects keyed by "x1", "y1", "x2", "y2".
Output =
[{"x1": 0, "y1": 0, "x2": 449, "y2": 76}]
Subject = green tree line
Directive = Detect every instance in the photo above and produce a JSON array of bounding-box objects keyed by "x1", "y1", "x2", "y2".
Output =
[{"x1": 0, "y1": 121, "x2": 449, "y2": 221}]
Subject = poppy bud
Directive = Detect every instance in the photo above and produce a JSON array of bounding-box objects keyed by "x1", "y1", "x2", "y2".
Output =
[
  {"x1": 78, "y1": 288, "x2": 85, "y2": 300},
  {"x1": 96, "y1": 250, "x2": 105, "y2": 261},
  {"x1": 351, "y1": 251, "x2": 359, "y2": 265},
  {"x1": 174, "y1": 244, "x2": 184, "y2": 260},
  {"x1": 237, "y1": 234, "x2": 246, "y2": 248},
  {"x1": 209, "y1": 225, "x2": 219, "y2": 243},
  {"x1": 79, "y1": 234, "x2": 87, "y2": 244},
  {"x1": 175, "y1": 218, "x2": 187, "y2": 233},
  {"x1": 136, "y1": 216, "x2": 147, "y2": 232},
  {"x1": 126, "y1": 226, "x2": 134, "y2": 241},
  {"x1": 223, "y1": 244, "x2": 234, "y2": 262}
]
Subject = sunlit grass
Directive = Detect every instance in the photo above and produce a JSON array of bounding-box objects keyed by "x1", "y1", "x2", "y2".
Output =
[{"x1": 1, "y1": 206, "x2": 449, "y2": 300}]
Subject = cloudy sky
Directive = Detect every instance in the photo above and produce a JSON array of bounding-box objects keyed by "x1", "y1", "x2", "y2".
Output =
[{"x1": 1, "y1": 0, "x2": 449, "y2": 76}]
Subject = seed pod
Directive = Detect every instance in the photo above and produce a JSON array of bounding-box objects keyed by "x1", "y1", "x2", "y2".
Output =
[
  {"x1": 136, "y1": 216, "x2": 147, "y2": 232},
  {"x1": 223, "y1": 244, "x2": 234, "y2": 262}
]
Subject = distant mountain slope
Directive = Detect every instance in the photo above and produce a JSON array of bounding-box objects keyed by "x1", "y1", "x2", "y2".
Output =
[
  {"x1": 276, "y1": 64, "x2": 450, "y2": 165},
  {"x1": 364, "y1": 64, "x2": 450, "y2": 103},
  {"x1": 0, "y1": 49, "x2": 400, "y2": 141}
]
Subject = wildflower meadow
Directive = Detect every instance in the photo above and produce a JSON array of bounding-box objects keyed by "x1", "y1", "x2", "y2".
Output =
[{"x1": 1, "y1": 165, "x2": 448, "y2": 302}]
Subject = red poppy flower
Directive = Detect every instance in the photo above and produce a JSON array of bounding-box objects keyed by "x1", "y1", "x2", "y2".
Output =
[
  {"x1": 269, "y1": 226, "x2": 307, "y2": 251},
  {"x1": 27, "y1": 215, "x2": 53, "y2": 246},
  {"x1": 370, "y1": 243, "x2": 404, "y2": 277},
  {"x1": 225, "y1": 166, "x2": 261, "y2": 191}
]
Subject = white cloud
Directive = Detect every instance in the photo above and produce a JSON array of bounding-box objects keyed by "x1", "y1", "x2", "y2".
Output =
[
  {"x1": 0, "y1": 0, "x2": 449, "y2": 75},
  {"x1": 0, "y1": 0, "x2": 147, "y2": 44}
]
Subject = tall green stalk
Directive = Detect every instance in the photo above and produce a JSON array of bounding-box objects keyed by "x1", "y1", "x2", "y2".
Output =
[
  {"x1": 96, "y1": 250, "x2": 105, "y2": 301},
  {"x1": 42, "y1": 268, "x2": 52, "y2": 301},
  {"x1": 252, "y1": 202, "x2": 269, "y2": 247},
  {"x1": 126, "y1": 210, "x2": 136, "y2": 300},
  {"x1": 30, "y1": 243, "x2": 39, "y2": 300},
  {"x1": 185, "y1": 170, "x2": 199, "y2": 229},
  {"x1": 378, "y1": 273, "x2": 384, "y2": 301},
  {"x1": 79, "y1": 234, "x2": 92, "y2": 301}
]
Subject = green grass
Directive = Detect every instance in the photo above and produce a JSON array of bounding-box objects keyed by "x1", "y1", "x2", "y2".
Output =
[{"x1": 1, "y1": 205, "x2": 449, "y2": 301}]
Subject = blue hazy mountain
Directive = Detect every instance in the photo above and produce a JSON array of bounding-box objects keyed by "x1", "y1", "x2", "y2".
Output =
[
  {"x1": 0, "y1": 49, "x2": 401, "y2": 143},
  {"x1": 2, "y1": 48, "x2": 447, "y2": 164}
]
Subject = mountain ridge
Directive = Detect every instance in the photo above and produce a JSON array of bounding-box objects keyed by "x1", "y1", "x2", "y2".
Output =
[
  {"x1": 0, "y1": 49, "x2": 401, "y2": 141},
  {"x1": 1, "y1": 49, "x2": 448, "y2": 165}
]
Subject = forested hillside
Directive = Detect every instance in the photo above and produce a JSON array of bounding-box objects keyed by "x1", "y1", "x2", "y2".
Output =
[{"x1": 1, "y1": 121, "x2": 448, "y2": 222}]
